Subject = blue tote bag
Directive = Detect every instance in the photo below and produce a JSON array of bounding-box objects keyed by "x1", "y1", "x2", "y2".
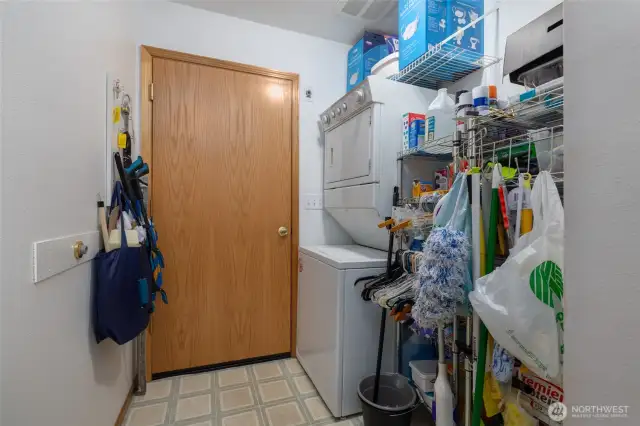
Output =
[{"x1": 94, "y1": 182, "x2": 153, "y2": 345}]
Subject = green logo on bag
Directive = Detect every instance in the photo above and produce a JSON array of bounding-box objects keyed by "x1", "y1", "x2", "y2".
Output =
[
  {"x1": 530, "y1": 261, "x2": 564, "y2": 332},
  {"x1": 530, "y1": 261, "x2": 563, "y2": 306}
]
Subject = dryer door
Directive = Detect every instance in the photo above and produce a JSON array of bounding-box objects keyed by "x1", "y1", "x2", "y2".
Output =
[{"x1": 324, "y1": 107, "x2": 373, "y2": 187}]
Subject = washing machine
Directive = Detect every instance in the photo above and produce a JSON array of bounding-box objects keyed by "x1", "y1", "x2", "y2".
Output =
[{"x1": 296, "y1": 245, "x2": 397, "y2": 418}]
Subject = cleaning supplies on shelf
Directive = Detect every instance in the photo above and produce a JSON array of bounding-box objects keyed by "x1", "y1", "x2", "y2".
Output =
[
  {"x1": 488, "y1": 85, "x2": 498, "y2": 108},
  {"x1": 426, "y1": 88, "x2": 457, "y2": 141},
  {"x1": 413, "y1": 180, "x2": 435, "y2": 197},
  {"x1": 434, "y1": 168, "x2": 449, "y2": 190},
  {"x1": 429, "y1": 88, "x2": 456, "y2": 113},
  {"x1": 509, "y1": 76, "x2": 564, "y2": 105},
  {"x1": 403, "y1": 113, "x2": 427, "y2": 151},
  {"x1": 472, "y1": 85, "x2": 490, "y2": 116},
  {"x1": 470, "y1": 171, "x2": 564, "y2": 383}
]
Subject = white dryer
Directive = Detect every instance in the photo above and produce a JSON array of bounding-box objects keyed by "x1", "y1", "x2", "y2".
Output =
[
  {"x1": 296, "y1": 245, "x2": 396, "y2": 418},
  {"x1": 320, "y1": 75, "x2": 451, "y2": 250}
]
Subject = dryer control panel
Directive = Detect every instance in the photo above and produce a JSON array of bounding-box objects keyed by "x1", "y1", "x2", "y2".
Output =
[{"x1": 321, "y1": 80, "x2": 372, "y2": 131}]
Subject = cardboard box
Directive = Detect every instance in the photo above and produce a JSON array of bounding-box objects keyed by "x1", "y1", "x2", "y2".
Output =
[
  {"x1": 403, "y1": 113, "x2": 426, "y2": 151},
  {"x1": 398, "y1": 0, "x2": 484, "y2": 71},
  {"x1": 347, "y1": 32, "x2": 392, "y2": 92},
  {"x1": 516, "y1": 367, "x2": 564, "y2": 426}
]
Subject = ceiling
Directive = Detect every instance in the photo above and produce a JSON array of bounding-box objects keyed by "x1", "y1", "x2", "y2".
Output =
[{"x1": 175, "y1": 0, "x2": 399, "y2": 45}]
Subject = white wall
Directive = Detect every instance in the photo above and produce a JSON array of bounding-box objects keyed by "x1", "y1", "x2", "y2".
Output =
[
  {"x1": 564, "y1": 1, "x2": 640, "y2": 424},
  {"x1": 1, "y1": 2, "x2": 350, "y2": 425},
  {"x1": 1, "y1": 4, "x2": 136, "y2": 426}
]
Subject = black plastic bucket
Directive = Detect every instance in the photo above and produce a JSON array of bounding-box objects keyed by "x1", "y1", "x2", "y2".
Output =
[{"x1": 358, "y1": 373, "x2": 417, "y2": 426}]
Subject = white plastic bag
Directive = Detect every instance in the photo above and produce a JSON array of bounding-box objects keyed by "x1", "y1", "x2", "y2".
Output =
[{"x1": 469, "y1": 172, "x2": 564, "y2": 382}]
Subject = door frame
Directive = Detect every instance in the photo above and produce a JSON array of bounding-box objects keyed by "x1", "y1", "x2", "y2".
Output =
[{"x1": 140, "y1": 45, "x2": 300, "y2": 379}]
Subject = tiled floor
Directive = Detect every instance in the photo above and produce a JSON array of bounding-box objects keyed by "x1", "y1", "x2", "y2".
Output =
[{"x1": 124, "y1": 358, "x2": 364, "y2": 426}]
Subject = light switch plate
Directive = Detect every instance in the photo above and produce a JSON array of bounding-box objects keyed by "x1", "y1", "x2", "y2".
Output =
[{"x1": 303, "y1": 193, "x2": 323, "y2": 210}]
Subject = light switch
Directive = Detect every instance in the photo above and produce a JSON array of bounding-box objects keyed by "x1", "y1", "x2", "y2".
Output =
[{"x1": 304, "y1": 193, "x2": 323, "y2": 210}]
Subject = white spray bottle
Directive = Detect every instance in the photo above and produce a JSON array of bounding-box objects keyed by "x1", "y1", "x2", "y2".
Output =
[{"x1": 435, "y1": 322, "x2": 455, "y2": 426}]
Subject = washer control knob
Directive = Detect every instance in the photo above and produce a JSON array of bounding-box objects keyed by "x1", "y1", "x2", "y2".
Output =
[
  {"x1": 330, "y1": 110, "x2": 335, "y2": 118},
  {"x1": 336, "y1": 107, "x2": 342, "y2": 116},
  {"x1": 342, "y1": 102, "x2": 348, "y2": 112},
  {"x1": 355, "y1": 90, "x2": 365, "y2": 103},
  {"x1": 322, "y1": 115, "x2": 330, "y2": 125}
]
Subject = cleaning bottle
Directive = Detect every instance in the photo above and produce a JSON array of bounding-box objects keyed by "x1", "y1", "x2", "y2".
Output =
[
  {"x1": 429, "y1": 88, "x2": 456, "y2": 113},
  {"x1": 427, "y1": 88, "x2": 456, "y2": 141},
  {"x1": 435, "y1": 322, "x2": 454, "y2": 426}
]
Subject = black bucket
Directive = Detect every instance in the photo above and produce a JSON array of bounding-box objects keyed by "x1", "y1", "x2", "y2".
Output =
[{"x1": 358, "y1": 373, "x2": 417, "y2": 426}]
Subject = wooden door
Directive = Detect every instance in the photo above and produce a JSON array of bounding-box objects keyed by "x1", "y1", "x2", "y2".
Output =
[{"x1": 150, "y1": 57, "x2": 294, "y2": 374}]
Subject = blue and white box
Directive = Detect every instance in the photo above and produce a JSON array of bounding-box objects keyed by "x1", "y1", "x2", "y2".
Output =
[
  {"x1": 347, "y1": 32, "x2": 398, "y2": 92},
  {"x1": 399, "y1": 0, "x2": 484, "y2": 71},
  {"x1": 448, "y1": 0, "x2": 484, "y2": 55}
]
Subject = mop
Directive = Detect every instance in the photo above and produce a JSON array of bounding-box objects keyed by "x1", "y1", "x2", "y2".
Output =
[
  {"x1": 472, "y1": 165, "x2": 502, "y2": 426},
  {"x1": 414, "y1": 173, "x2": 471, "y2": 330},
  {"x1": 414, "y1": 173, "x2": 471, "y2": 426}
]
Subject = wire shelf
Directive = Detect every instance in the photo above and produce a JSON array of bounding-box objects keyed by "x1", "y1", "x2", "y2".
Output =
[
  {"x1": 389, "y1": 9, "x2": 501, "y2": 90},
  {"x1": 398, "y1": 134, "x2": 455, "y2": 160},
  {"x1": 460, "y1": 83, "x2": 564, "y2": 143}
]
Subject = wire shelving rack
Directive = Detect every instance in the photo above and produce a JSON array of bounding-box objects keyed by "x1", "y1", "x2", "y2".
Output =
[{"x1": 389, "y1": 9, "x2": 501, "y2": 90}]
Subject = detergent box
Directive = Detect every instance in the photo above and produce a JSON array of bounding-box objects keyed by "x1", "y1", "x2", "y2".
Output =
[
  {"x1": 403, "y1": 113, "x2": 426, "y2": 151},
  {"x1": 347, "y1": 32, "x2": 398, "y2": 92},
  {"x1": 399, "y1": 0, "x2": 484, "y2": 71}
]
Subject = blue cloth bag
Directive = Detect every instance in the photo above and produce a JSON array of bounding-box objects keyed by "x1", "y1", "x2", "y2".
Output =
[{"x1": 94, "y1": 182, "x2": 152, "y2": 345}]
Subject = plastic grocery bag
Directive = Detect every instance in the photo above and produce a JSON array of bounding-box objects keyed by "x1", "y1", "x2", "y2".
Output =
[{"x1": 469, "y1": 172, "x2": 564, "y2": 382}]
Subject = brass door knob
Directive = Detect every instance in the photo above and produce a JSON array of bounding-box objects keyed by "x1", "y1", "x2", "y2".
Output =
[{"x1": 278, "y1": 226, "x2": 289, "y2": 237}]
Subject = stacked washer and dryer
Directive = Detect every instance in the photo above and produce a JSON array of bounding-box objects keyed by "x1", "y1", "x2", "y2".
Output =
[{"x1": 296, "y1": 75, "x2": 447, "y2": 418}]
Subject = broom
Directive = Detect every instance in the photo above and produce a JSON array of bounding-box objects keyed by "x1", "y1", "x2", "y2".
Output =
[{"x1": 472, "y1": 165, "x2": 502, "y2": 426}]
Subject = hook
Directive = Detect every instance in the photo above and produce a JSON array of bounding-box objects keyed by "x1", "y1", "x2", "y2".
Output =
[{"x1": 121, "y1": 93, "x2": 131, "y2": 109}]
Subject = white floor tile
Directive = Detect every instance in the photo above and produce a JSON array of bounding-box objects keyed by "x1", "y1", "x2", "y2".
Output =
[
  {"x1": 283, "y1": 358, "x2": 304, "y2": 375},
  {"x1": 219, "y1": 386, "x2": 256, "y2": 412},
  {"x1": 220, "y1": 409, "x2": 263, "y2": 426},
  {"x1": 264, "y1": 401, "x2": 306, "y2": 426},
  {"x1": 258, "y1": 380, "x2": 294, "y2": 403},
  {"x1": 292, "y1": 375, "x2": 315, "y2": 395},
  {"x1": 175, "y1": 394, "x2": 212, "y2": 421},
  {"x1": 218, "y1": 367, "x2": 250, "y2": 387},
  {"x1": 126, "y1": 403, "x2": 168, "y2": 426},
  {"x1": 180, "y1": 373, "x2": 212, "y2": 395},
  {"x1": 253, "y1": 362, "x2": 284, "y2": 381},
  {"x1": 133, "y1": 380, "x2": 172, "y2": 403},
  {"x1": 303, "y1": 396, "x2": 332, "y2": 422}
]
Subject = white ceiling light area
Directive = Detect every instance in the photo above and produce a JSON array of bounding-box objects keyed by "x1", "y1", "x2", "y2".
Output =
[{"x1": 175, "y1": 0, "x2": 399, "y2": 44}]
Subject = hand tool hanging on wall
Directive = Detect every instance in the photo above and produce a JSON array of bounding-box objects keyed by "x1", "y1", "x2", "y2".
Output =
[
  {"x1": 114, "y1": 152, "x2": 167, "y2": 309},
  {"x1": 119, "y1": 94, "x2": 133, "y2": 167}
]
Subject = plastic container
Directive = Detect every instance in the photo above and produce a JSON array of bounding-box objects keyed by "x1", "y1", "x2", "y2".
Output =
[
  {"x1": 531, "y1": 128, "x2": 564, "y2": 173},
  {"x1": 371, "y1": 52, "x2": 399, "y2": 79},
  {"x1": 409, "y1": 360, "x2": 438, "y2": 393},
  {"x1": 399, "y1": 325, "x2": 437, "y2": 378},
  {"x1": 358, "y1": 373, "x2": 417, "y2": 426}
]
